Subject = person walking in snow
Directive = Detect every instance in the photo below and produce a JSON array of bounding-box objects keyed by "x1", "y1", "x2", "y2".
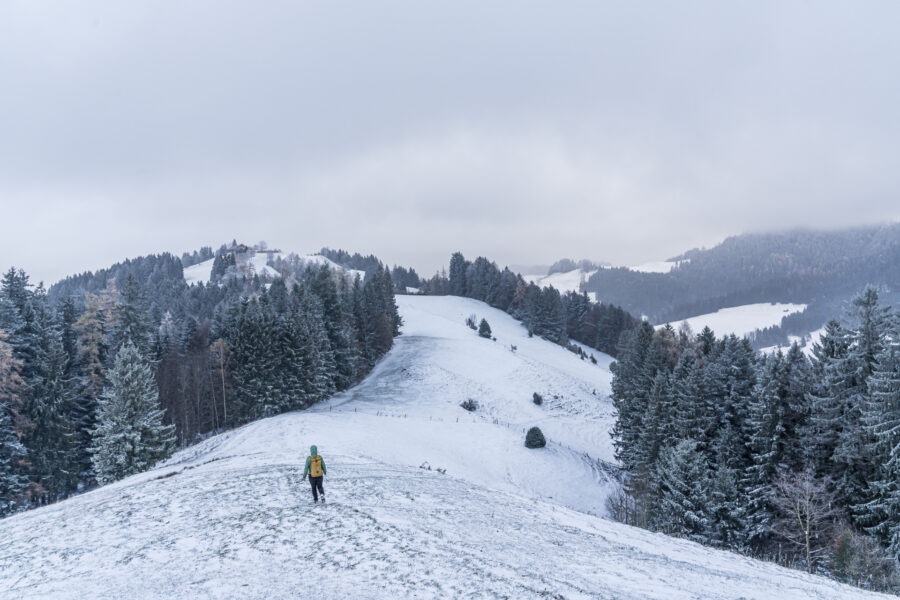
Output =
[{"x1": 302, "y1": 445, "x2": 327, "y2": 503}]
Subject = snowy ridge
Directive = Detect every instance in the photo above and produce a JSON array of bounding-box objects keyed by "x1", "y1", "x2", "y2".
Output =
[{"x1": 0, "y1": 297, "x2": 888, "y2": 599}]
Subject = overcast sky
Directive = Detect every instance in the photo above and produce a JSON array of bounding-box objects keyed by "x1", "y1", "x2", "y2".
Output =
[{"x1": 2, "y1": 1, "x2": 899, "y2": 284}]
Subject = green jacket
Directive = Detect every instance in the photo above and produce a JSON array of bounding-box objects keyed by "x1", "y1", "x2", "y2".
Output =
[{"x1": 303, "y1": 445, "x2": 326, "y2": 478}]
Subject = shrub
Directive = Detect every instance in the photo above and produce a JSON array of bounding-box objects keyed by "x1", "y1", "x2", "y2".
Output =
[
  {"x1": 478, "y1": 318, "x2": 492, "y2": 338},
  {"x1": 465, "y1": 314, "x2": 477, "y2": 330},
  {"x1": 532, "y1": 392, "x2": 543, "y2": 406},
  {"x1": 460, "y1": 398, "x2": 478, "y2": 412},
  {"x1": 525, "y1": 426, "x2": 546, "y2": 448},
  {"x1": 831, "y1": 527, "x2": 900, "y2": 591}
]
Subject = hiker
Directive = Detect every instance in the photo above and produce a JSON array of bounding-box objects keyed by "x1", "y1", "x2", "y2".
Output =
[{"x1": 302, "y1": 445, "x2": 327, "y2": 503}]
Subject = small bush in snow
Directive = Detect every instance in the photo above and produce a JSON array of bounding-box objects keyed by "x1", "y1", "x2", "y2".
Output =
[
  {"x1": 525, "y1": 426, "x2": 546, "y2": 449},
  {"x1": 465, "y1": 314, "x2": 478, "y2": 330},
  {"x1": 532, "y1": 392, "x2": 543, "y2": 406},
  {"x1": 460, "y1": 398, "x2": 478, "y2": 412},
  {"x1": 478, "y1": 318, "x2": 492, "y2": 339}
]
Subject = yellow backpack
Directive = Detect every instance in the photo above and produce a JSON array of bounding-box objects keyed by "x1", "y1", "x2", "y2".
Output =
[{"x1": 309, "y1": 455, "x2": 323, "y2": 477}]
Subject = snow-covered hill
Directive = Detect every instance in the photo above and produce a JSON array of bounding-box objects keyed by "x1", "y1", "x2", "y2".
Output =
[
  {"x1": 183, "y1": 251, "x2": 365, "y2": 285},
  {"x1": 658, "y1": 302, "x2": 807, "y2": 339},
  {"x1": 0, "y1": 297, "x2": 888, "y2": 599}
]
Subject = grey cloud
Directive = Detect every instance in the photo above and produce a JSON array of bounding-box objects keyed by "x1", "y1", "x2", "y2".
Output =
[{"x1": 1, "y1": 1, "x2": 898, "y2": 283}]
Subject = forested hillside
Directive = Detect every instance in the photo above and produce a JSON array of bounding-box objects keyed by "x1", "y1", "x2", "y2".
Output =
[
  {"x1": 0, "y1": 243, "x2": 400, "y2": 515},
  {"x1": 583, "y1": 225, "x2": 900, "y2": 345},
  {"x1": 609, "y1": 286, "x2": 900, "y2": 591}
]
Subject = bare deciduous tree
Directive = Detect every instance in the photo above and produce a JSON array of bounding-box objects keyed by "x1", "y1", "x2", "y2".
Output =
[{"x1": 769, "y1": 468, "x2": 837, "y2": 573}]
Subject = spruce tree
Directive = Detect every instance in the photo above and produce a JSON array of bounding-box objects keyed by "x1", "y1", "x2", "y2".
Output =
[
  {"x1": 805, "y1": 319, "x2": 851, "y2": 475},
  {"x1": 112, "y1": 275, "x2": 153, "y2": 355},
  {"x1": 91, "y1": 340, "x2": 174, "y2": 484},
  {"x1": 19, "y1": 290, "x2": 79, "y2": 502},
  {"x1": 833, "y1": 288, "x2": 889, "y2": 512},
  {"x1": 655, "y1": 439, "x2": 711, "y2": 543},
  {"x1": 858, "y1": 321, "x2": 900, "y2": 554},
  {"x1": 745, "y1": 345, "x2": 812, "y2": 546},
  {"x1": 478, "y1": 318, "x2": 492, "y2": 339},
  {"x1": 0, "y1": 404, "x2": 27, "y2": 516},
  {"x1": 0, "y1": 329, "x2": 28, "y2": 515},
  {"x1": 448, "y1": 252, "x2": 468, "y2": 297}
]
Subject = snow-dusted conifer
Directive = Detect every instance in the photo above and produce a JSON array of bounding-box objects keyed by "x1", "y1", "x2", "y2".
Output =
[
  {"x1": 858, "y1": 318, "x2": 900, "y2": 555},
  {"x1": 478, "y1": 318, "x2": 492, "y2": 339},
  {"x1": 0, "y1": 329, "x2": 28, "y2": 515},
  {"x1": 655, "y1": 439, "x2": 710, "y2": 543},
  {"x1": 112, "y1": 275, "x2": 153, "y2": 355},
  {"x1": 91, "y1": 340, "x2": 174, "y2": 484}
]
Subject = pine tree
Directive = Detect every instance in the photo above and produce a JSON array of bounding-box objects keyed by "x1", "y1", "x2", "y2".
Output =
[
  {"x1": 708, "y1": 459, "x2": 746, "y2": 550},
  {"x1": 655, "y1": 439, "x2": 711, "y2": 543},
  {"x1": 0, "y1": 403, "x2": 27, "y2": 516},
  {"x1": 745, "y1": 345, "x2": 812, "y2": 547},
  {"x1": 91, "y1": 340, "x2": 174, "y2": 484},
  {"x1": 448, "y1": 252, "x2": 468, "y2": 297},
  {"x1": 112, "y1": 275, "x2": 153, "y2": 355},
  {"x1": 0, "y1": 329, "x2": 28, "y2": 515},
  {"x1": 610, "y1": 322, "x2": 655, "y2": 470},
  {"x1": 858, "y1": 318, "x2": 900, "y2": 554},
  {"x1": 805, "y1": 319, "x2": 851, "y2": 475},
  {"x1": 833, "y1": 288, "x2": 889, "y2": 513},
  {"x1": 298, "y1": 292, "x2": 336, "y2": 404},
  {"x1": 478, "y1": 318, "x2": 492, "y2": 339},
  {"x1": 310, "y1": 265, "x2": 354, "y2": 391},
  {"x1": 19, "y1": 290, "x2": 79, "y2": 502}
]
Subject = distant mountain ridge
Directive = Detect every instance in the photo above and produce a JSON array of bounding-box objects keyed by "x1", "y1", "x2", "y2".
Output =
[{"x1": 582, "y1": 223, "x2": 900, "y2": 346}]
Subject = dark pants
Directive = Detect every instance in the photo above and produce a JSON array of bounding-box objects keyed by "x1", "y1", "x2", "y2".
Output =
[{"x1": 309, "y1": 475, "x2": 324, "y2": 501}]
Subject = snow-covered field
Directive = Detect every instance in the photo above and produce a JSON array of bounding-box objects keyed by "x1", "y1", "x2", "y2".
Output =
[
  {"x1": 524, "y1": 268, "x2": 596, "y2": 293},
  {"x1": 760, "y1": 326, "x2": 828, "y2": 357},
  {"x1": 658, "y1": 302, "x2": 807, "y2": 339},
  {"x1": 627, "y1": 259, "x2": 688, "y2": 273},
  {"x1": 0, "y1": 296, "x2": 887, "y2": 599}
]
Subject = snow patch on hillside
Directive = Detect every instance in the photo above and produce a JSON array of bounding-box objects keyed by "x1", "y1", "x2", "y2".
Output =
[
  {"x1": 182, "y1": 258, "x2": 215, "y2": 284},
  {"x1": 659, "y1": 303, "x2": 807, "y2": 338}
]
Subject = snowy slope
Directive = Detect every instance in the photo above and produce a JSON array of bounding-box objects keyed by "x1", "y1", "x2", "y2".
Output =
[
  {"x1": 183, "y1": 257, "x2": 215, "y2": 284},
  {"x1": 0, "y1": 297, "x2": 888, "y2": 599},
  {"x1": 659, "y1": 302, "x2": 807, "y2": 338}
]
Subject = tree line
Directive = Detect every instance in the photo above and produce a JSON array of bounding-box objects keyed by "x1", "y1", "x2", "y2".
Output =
[
  {"x1": 419, "y1": 252, "x2": 639, "y2": 358},
  {"x1": 609, "y1": 286, "x2": 900, "y2": 591},
  {"x1": 0, "y1": 249, "x2": 400, "y2": 516}
]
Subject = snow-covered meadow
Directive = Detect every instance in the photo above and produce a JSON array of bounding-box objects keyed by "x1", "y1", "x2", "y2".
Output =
[
  {"x1": 658, "y1": 302, "x2": 807, "y2": 338},
  {"x1": 0, "y1": 296, "x2": 889, "y2": 599}
]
